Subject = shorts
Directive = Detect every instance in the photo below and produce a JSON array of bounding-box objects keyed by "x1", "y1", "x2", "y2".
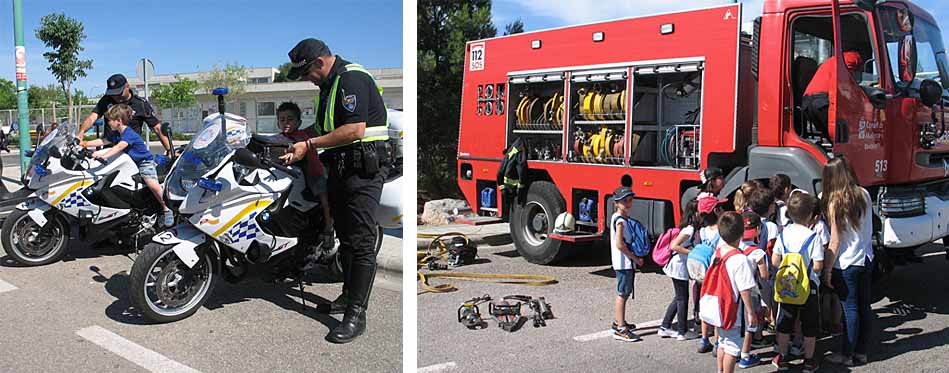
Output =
[
  {"x1": 776, "y1": 290, "x2": 820, "y2": 337},
  {"x1": 615, "y1": 269, "x2": 635, "y2": 299},
  {"x1": 137, "y1": 159, "x2": 158, "y2": 181},
  {"x1": 717, "y1": 325, "x2": 744, "y2": 358}
]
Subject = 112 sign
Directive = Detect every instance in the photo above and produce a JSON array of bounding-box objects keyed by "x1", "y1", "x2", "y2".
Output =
[{"x1": 469, "y1": 42, "x2": 485, "y2": 71}]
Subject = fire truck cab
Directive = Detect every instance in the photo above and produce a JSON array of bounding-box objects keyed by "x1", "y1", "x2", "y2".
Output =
[{"x1": 456, "y1": 0, "x2": 949, "y2": 266}]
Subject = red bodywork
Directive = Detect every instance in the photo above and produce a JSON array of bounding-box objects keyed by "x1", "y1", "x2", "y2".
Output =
[{"x1": 457, "y1": 1, "x2": 946, "y2": 238}]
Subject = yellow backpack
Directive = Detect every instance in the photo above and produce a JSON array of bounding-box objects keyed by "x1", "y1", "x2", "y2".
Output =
[{"x1": 773, "y1": 233, "x2": 817, "y2": 305}]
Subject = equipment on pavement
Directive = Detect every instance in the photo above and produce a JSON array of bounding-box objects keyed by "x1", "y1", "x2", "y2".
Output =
[{"x1": 458, "y1": 294, "x2": 491, "y2": 329}]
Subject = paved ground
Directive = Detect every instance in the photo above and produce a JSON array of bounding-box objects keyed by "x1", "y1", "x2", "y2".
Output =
[
  {"x1": 0, "y1": 237, "x2": 403, "y2": 372},
  {"x1": 417, "y1": 224, "x2": 949, "y2": 372}
]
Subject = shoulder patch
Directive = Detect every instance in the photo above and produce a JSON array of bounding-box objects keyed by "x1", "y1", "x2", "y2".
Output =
[{"x1": 343, "y1": 94, "x2": 357, "y2": 113}]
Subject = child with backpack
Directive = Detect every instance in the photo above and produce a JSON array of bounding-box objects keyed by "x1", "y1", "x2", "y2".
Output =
[
  {"x1": 686, "y1": 195, "x2": 728, "y2": 353},
  {"x1": 658, "y1": 199, "x2": 700, "y2": 341},
  {"x1": 697, "y1": 212, "x2": 758, "y2": 373},
  {"x1": 610, "y1": 187, "x2": 644, "y2": 342},
  {"x1": 770, "y1": 174, "x2": 792, "y2": 227},
  {"x1": 746, "y1": 188, "x2": 779, "y2": 330},
  {"x1": 736, "y1": 212, "x2": 770, "y2": 368},
  {"x1": 770, "y1": 192, "x2": 824, "y2": 373}
]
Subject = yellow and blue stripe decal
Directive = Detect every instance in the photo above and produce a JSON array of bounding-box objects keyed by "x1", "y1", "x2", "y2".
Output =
[
  {"x1": 211, "y1": 199, "x2": 273, "y2": 239},
  {"x1": 51, "y1": 180, "x2": 93, "y2": 206}
]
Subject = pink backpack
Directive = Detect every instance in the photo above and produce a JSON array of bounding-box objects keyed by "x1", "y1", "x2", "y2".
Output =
[{"x1": 652, "y1": 227, "x2": 680, "y2": 266}]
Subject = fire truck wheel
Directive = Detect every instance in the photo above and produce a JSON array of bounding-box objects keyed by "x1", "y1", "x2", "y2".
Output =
[{"x1": 511, "y1": 181, "x2": 570, "y2": 264}]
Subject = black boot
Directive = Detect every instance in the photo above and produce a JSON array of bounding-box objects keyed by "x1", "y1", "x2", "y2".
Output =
[
  {"x1": 317, "y1": 290, "x2": 348, "y2": 314},
  {"x1": 325, "y1": 304, "x2": 366, "y2": 344}
]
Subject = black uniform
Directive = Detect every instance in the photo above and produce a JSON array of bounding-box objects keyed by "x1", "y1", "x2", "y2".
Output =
[
  {"x1": 318, "y1": 56, "x2": 389, "y2": 311},
  {"x1": 91, "y1": 91, "x2": 159, "y2": 137}
]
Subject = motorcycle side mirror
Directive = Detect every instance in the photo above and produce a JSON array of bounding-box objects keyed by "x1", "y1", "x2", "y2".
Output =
[
  {"x1": 919, "y1": 79, "x2": 943, "y2": 107},
  {"x1": 232, "y1": 148, "x2": 263, "y2": 169}
]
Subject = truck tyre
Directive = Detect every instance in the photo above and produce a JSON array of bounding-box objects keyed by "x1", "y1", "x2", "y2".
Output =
[{"x1": 510, "y1": 181, "x2": 570, "y2": 264}]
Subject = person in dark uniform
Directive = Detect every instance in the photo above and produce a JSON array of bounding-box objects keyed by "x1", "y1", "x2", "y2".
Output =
[
  {"x1": 79, "y1": 74, "x2": 174, "y2": 157},
  {"x1": 280, "y1": 38, "x2": 390, "y2": 344}
]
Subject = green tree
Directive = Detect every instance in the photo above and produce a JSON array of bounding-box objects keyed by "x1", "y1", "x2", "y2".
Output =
[
  {"x1": 274, "y1": 62, "x2": 293, "y2": 83},
  {"x1": 418, "y1": 0, "x2": 499, "y2": 198},
  {"x1": 0, "y1": 78, "x2": 16, "y2": 110},
  {"x1": 151, "y1": 76, "x2": 199, "y2": 108},
  {"x1": 27, "y1": 84, "x2": 66, "y2": 108},
  {"x1": 200, "y1": 63, "x2": 248, "y2": 96},
  {"x1": 504, "y1": 19, "x2": 524, "y2": 35},
  {"x1": 35, "y1": 13, "x2": 93, "y2": 125}
]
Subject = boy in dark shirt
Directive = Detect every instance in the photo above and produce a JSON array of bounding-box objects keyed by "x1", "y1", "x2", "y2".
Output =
[{"x1": 277, "y1": 102, "x2": 333, "y2": 247}]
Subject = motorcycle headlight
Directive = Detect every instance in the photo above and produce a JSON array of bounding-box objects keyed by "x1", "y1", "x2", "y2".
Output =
[{"x1": 880, "y1": 193, "x2": 926, "y2": 218}]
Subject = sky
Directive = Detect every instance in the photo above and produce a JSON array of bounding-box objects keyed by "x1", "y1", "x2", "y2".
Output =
[
  {"x1": 0, "y1": 0, "x2": 402, "y2": 96},
  {"x1": 493, "y1": 0, "x2": 949, "y2": 44}
]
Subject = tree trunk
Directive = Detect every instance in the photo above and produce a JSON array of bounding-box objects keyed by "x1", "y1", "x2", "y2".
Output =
[{"x1": 66, "y1": 83, "x2": 73, "y2": 126}]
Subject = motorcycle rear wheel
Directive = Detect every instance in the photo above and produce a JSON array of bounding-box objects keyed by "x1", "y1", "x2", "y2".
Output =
[{"x1": 129, "y1": 242, "x2": 218, "y2": 323}]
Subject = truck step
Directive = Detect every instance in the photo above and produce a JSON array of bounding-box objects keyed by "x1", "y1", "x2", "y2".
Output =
[
  {"x1": 549, "y1": 232, "x2": 602, "y2": 242},
  {"x1": 455, "y1": 216, "x2": 504, "y2": 226}
]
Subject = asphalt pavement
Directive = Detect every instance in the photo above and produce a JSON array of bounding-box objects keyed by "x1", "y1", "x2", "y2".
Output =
[
  {"x1": 417, "y1": 224, "x2": 949, "y2": 372},
  {"x1": 0, "y1": 238, "x2": 403, "y2": 372}
]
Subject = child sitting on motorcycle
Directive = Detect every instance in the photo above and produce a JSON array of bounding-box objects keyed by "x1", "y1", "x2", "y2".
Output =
[
  {"x1": 277, "y1": 102, "x2": 333, "y2": 248},
  {"x1": 82, "y1": 104, "x2": 174, "y2": 227}
]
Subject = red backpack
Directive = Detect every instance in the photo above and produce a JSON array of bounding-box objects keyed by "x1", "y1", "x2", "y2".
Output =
[
  {"x1": 652, "y1": 227, "x2": 680, "y2": 267},
  {"x1": 698, "y1": 248, "x2": 743, "y2": 329}
]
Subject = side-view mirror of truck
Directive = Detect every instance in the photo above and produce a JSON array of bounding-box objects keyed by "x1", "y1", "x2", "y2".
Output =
[
  {"x1": 919, "y1": 79, "x2": 943, "y2": 107},
  {"x1": 898, "y1": 35, "x2": 918, "y2": 85}
]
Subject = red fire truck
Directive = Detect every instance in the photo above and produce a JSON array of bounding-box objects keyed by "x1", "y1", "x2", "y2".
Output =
[{"x1": 456, "y1": 0, "x2": 949, "y2": 268}]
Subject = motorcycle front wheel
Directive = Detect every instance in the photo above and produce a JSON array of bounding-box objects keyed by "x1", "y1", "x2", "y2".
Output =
[
  {"x1": 129, "y1": 242, "x2": 218, "y2": 323},
  {"x1": 1, "y1": 209, "x2": 70, "y2": 266}
]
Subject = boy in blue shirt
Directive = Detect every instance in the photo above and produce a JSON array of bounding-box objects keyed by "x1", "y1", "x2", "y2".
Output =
[
  {"x1": 84, "y1": 104, "x2": 173, "y2": 226},
  {"x1": 611, "y1": 186, "x2": 643, "y2": 342}
]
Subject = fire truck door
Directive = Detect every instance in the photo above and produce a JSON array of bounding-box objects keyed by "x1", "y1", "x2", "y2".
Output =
[{"x1": 828, "y1": 0, "x2": 886, "y2": 184}]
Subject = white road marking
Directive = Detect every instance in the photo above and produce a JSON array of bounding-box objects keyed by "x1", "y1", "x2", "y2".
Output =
[
  {"x1": 573, "y1": 318, "x2": 663, "y2": 342},
  {"x1": 419, "y1": 361, "x2": 457, "y2": 372},
  {"x1": 0, "y1": 278, "x2": 17, "y2": 293},
  {"x1": 76, "y1": 326, "x2": 201, "y2": 373}
]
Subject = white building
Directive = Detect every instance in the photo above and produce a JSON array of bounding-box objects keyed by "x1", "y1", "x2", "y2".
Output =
[{"x1": 127, "y1": 66, "x2": 403, "y2": 133}]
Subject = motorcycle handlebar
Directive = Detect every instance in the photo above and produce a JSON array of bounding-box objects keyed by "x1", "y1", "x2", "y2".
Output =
[{"x1": 260, "y1": 157, "x2": 301, "y2": 179}]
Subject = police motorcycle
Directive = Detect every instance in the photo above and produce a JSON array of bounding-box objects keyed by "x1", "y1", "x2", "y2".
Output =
[
  {"x1": 127, "y1": 88, "x2": 394, "y2": 323},
  {"x1": 0, "y1": 122, "x2": 169, "y2": 266}
]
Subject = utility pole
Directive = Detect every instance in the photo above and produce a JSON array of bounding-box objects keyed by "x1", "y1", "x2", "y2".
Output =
[{"x1": 13, "y1": 0, "x2": 31, "y2": 175}]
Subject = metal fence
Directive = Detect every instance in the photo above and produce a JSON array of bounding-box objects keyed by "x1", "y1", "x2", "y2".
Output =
[{"x1": 0, "y1": 105, "x2": 97, "y2": 132}]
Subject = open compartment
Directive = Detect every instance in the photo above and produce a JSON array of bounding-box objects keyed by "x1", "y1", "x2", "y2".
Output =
[
  {"x1": 507, "y1": 72, "x2": 567, "y2": 161},
  {"x1": 630, "y1": 62, "x2": 704, "y2": 169},
  {"x1": 571, "y1": 188, "x2": 599, "y2": 232},
  {"x1": 568, "y1": 68, "x2": 628, "y2": 165},
  {"x1": 475, "y1": 179, "x2": 499, "y2": 216}
]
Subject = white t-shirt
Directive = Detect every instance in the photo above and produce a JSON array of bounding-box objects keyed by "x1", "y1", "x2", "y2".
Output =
[
  {"x1": 663, "y1": 225, "x2": 693, "y2": 281},
  {"x1": 719, "y1": 246, "x2": 757, "y2": 301},
  {"x1": 611, "y1": 212, "x2": 634, "y2": 270},
  {"x1": 832, "y1": 188, "x2": 874, "y2": 270},
  {"x1": 777, "y1": 200, "x2": 790, "y2": 227},
  {"x1": 774, "y1": 224, "x2": 825, "y2": 286},
  {"x1": 739, "y1": 240, "x2": 766, "y2": 296}
]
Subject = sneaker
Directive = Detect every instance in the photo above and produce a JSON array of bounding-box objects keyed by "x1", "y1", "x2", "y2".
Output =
[
  {"x1": 697, "y1": 338, "x2": 713, "y2": 353},
  {"x1": 802, "y1": 358, "x2": 819, "y2": 373},
  {"x1": 854, "y1": 353, "x2": 868, "y2": 364},
  {"x1": 677, "y1": 331, "x2": 699, "y2": 341},
  {"x1": 738, "y1": 354, "x2": 761, "y2": 369},
  {"x1": 612, "y1": 321, "x2": 637, "y2": 331},
  {"x1": 825, "y1": 353, "x2": 854, "y2": 366},
  {"x1": 613, "y1": 327, "x2": 641, "y2": 342},
  {"x1": 750, "y1": 337, "x2": 771, "y2": 349},
  {"x1": 657, "y1": 327, "x2": 679, "y2": 338},
  {"x1": 163, "y1": 209, "x2": 174, "y2": 227},
  {"x1": 771, "y1": 354, "x2": 789, "y2": 371}
]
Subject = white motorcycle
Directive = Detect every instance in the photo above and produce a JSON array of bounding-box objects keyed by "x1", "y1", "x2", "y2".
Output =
[
  {"x1": 1, "y1": 123, "x2": 168, "y2": 266},
  {"x1": 128, "y1": 89, "x2": 400, "y2": 323}
]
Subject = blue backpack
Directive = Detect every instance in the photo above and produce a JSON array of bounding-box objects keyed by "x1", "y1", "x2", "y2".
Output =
[
  {"x1": 613, "y1": 215, "x2": 651, "y2": 257},
  {"x1": 687, "y1": 231, "x2": 720, "y2": 282}
]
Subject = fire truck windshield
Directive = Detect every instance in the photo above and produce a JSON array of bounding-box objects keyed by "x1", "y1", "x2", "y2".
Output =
[{"x1": 881, "y1": 6, "x2": 949, "y2": 91}]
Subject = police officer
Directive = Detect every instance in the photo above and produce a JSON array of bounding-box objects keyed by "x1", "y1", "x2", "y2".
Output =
[
  {"x1": 79, "y1": 74, "x2": 174, "y2": 157},
  {"x1": 280, "y1": 38, "x2": 389, "y2": 344}
]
